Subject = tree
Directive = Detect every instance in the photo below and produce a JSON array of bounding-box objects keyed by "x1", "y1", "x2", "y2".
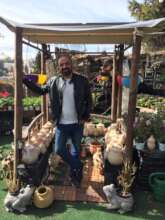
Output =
[
  {"x1": 32, "y1": 52, "x2": 41, "y2": 74},
  {"x1": 128, "y1": 0, "x2": 165, "y2": 20},
  {"x1": 128, "y1": 0, "x2": 165, "y2": 51}
]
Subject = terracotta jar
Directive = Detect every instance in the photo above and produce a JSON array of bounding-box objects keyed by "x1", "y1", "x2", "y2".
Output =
[
  {"x1": 96, "y1": 123, "x2": 105, "y2": 136},
  {"x1": 33, "y1": 186, "x2": 54, "y2": 208},
  {"x1": 107, "y1": 145, "x2": 124, "y2": 165},
  {"x1": 40, "y1": 127, "x2": 50, "y2": 134},
  {"x1": 22, "y1": 142, "x2": 40, "y2": 164},
  {"x1": 43, "y1": 121, "x2": 53, "y2": 129},
  {"x1": 86, "y1": 123, "x2": 96, "y2": 136},
  {"x1": 80, "y1": 146, "x2": 87, "y2": 158}
]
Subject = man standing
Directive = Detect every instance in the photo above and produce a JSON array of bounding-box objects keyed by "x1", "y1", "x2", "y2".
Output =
[{"x1": 23, "y1": 54, "x2": 92, "y2": 187}]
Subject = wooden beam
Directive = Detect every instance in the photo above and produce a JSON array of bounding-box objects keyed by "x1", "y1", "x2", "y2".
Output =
[
  {"x1": 124, "y1": 45, "x2": 132, "y2": 51},
  {"x1": 126, "y1": 31, "x2": 142, "y2": 160},
  {"x1": 22, "y1": 40, "x2": 43, "y2": 52},
  {"x1": 111, "y1": 47, "x2": 118, "y2": 122},
  {"x1": 14, "y1": 27, "x2": 23, "y2": 185},
  {"x1": 41, "y1": 44, "x2": 48, "y2": 124},
  {"x1": 117, "y1": 44, "x2": 124, "y2": 118}
]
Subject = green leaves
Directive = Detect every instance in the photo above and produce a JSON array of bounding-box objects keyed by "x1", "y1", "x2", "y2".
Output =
[
  {"x1": 22, "y1": 97, "x2": 41, "y2": 107},
  {"x1": 128, "y1": 0, "x2": 163, "y2": 21},
  {"x1": 0, "y1": 97, "x2": 14, "y2": 108},
  {"x1": 137, "y1": 94, "x2": 165, "y2": 111},
  {"x1": 0, "y1": 97, "x2": 41, "y2": 108}
]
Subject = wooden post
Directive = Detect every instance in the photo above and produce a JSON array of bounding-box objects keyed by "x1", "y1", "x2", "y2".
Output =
[
  {"x1": 111, "y1": 46, "x2": 118, "y2": 122},
  {"x1": 41, "y1": 44, "x2": 48, "y2": 124},
  {"x1": 126, "y1": 30, "x2": 142, "y2": 160},
  {"x1": 14, "y1": 27, "x2": 23, "y2": 184},
  {"x1": 117, "y1": 44, "x2": 124, "y2": 118}
]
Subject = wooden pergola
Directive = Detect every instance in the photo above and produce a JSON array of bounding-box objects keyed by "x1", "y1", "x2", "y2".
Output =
[{"x1": 0, "y1": 16, "x2": 165, "y2": 183}]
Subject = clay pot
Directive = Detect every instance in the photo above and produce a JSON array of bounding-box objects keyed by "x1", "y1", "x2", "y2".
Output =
[
  {"x1": 96, "y1": 123, "x2": 105, "y2": 136},
  {"x1": 22, "y1": 142, "x2": 40, "y2": 164},
  {"x1": 37, "y1": 132, "x2": 47, "y2": 139},
  {"x1": 33, "y1": 186, "x2": 54, "y2": 208},
  {"x1": 83, "y1": 126, "x2": 88, "y2": 136},
  {"x1": 40, "y1": 128, "x2": 50, "y2": 134},
  {"x1": 118, "y1": 133, "x2": 126, "y2": 146},
  {"x1": 80, "y1": 146, "x2": 87, "y2": 158},
  {"x1": 42, "y1": 121, "x2": 53, "y2": 129},
  {"x1": 86, "y1": 123, "x2": 96, "y2": 136},
  {"x1": 38, "y1": 142, "x2": 47, "y2": 154},
  {"x1": 107, "y1": 146, "x2": 124, "y2": 165},
  {"x1": 29, "y1": 139, "x2": 44, "y2": 152}
]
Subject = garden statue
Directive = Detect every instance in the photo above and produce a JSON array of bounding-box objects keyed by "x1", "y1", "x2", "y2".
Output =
[
  {"x1": 103, "y1": 160, "x2": 137, "y2": 214},
  {"x1": 146, "y1": 135, "x2": 157, "y2": 151},
  {"x1": 93, "y1": 147, "x2": 104, "y2": 173},
  {"x1": 103, "y1": 184, "x2": 134, "y2": 214},
  {"x1": 4, "y1": 184, "x2": 35, "y2": 212}
]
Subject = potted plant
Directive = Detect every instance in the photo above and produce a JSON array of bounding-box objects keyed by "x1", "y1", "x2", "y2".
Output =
[{"x1": 117, "y1": 160, "x2": 137, "y2": 197}]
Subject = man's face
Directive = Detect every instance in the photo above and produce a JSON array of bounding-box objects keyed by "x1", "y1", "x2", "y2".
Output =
[{"x1": 58, "y1": 56, "x2": 72, "y2": 77}]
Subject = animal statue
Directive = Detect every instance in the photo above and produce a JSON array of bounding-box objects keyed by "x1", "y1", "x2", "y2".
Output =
[
  {"x1": 103, "y1": 184, "x2": 134, "y2": 214},
  {"x1": 4, "y1": 185, "x2": 35, "y2": 213},
  {"x1": 1, "y1": 152, "x2": 14, "y2": 171},
  {"x1": 93, "y1": 148, "x2": 103, "y2": 170}
]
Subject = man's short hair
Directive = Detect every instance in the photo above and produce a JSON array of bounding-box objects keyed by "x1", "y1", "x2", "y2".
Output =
[{"x1": 58, "y1": 53, "x2": 72, "y2": 63}]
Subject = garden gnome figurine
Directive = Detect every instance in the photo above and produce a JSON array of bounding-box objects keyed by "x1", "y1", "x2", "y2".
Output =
[{"x1": 146, "y1": 135, "x2": 156, "y2": 151}]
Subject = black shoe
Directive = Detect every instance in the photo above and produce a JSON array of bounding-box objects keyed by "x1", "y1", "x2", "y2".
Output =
[
  {"x1": 75, "y1": 166, "x2": 83, "y2": 183},
  {"x1": 70, "y1": 165, "x2": 83, "y2": 188},
  {"x1": 70, "y1": 176, "x2": 81, "y2": 188}
]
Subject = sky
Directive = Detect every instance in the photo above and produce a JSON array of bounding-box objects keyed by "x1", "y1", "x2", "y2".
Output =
[{"x1": 0, "y1": 0, "x2": 142, "y2": 59}]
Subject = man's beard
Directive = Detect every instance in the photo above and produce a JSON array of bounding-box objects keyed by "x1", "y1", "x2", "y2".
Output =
[{"x1": 62, "y1": 68, "x2": 72, "y2": 77}]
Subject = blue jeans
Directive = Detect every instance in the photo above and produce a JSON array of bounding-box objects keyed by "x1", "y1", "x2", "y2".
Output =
[{"x1": 54, "y1": 123, "x2": 83, "y2": 173}]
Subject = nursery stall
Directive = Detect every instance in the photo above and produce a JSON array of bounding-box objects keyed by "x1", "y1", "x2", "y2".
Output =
[{"x1": 0, "y1": 16, "x2": 165, "y2": 212}]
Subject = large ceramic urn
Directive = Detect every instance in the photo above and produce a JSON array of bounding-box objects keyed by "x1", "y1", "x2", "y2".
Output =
[{"x1": 106, "y1": 144, "x2": 124, "y2": 165}]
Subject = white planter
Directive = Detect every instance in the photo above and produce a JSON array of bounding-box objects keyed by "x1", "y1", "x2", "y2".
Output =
[
  {"x1": 35, "y1": 106, "x2": 40, "y2": 111},
  {"x1": 159, "y1": 142, "x2": 165, "y2": 151},
  {"x1": 29, "y1": 106, "x2": 33, "y2": 110},
  {"x1": 8, "y1": 106, "x2": 13, "y2": 111},
  {"x1": 134, "y1": 139, "x2": 144, "y2": 150},
  {"x1": 24, "y1": 106, "x2": 28, "y2": 111}
]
